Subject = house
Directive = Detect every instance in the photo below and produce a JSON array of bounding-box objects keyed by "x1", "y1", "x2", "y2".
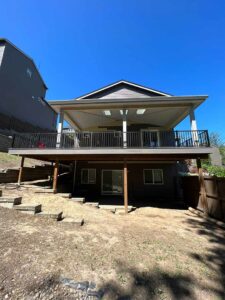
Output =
[
  {"x1": 0, "y1": 38, "x2": 57, "y2": 134},
  {"x1": 9, "y1": 80, "x2": 212, "y2": 211}
]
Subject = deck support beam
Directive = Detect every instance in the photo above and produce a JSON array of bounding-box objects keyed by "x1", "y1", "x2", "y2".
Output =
[
  {"x1": 53, "y1": 161, "x2": 59, "y2": 193},
  {"x1": 123, "y1": 159, "x2": 128, "y2": 213},
  {"x1": 18, "y1": 156, "x2": 25, "y2": 185},
  {"x1": 197, "y1": 158, "x2": 208, "y2": 215},
  {"x1": 72, "y1": 160, "x2": 77, "y2": 194}
]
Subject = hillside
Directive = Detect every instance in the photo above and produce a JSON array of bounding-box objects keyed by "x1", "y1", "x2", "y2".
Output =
[{"x1": 0, "y1": 152, "x2": 47, "y2": 170}]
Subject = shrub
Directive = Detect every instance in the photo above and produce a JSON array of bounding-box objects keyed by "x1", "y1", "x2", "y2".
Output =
[{"x1": 202, "y1": 164, "x2": 225, "y2": 177}]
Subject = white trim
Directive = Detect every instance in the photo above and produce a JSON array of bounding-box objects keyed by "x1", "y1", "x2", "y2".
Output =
[
  {"x1": 76, "y1": 80, "x2": 171, "y2": 100},
  {"x1": 143, "y1": 169, "x2": 164, "y2": 185},
  {"x1": 81, "y1": 168, "x2": 96, "y2": 184},
  {"x1": 101, "y1": 169, "x2": 123, "y2": 195}
]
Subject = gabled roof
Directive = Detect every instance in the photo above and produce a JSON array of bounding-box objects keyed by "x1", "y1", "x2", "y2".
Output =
[
  {"x1": 0, "y1": 38, "x2": 47, "y2": 89},
  {"x1": 76, "y1": 80, "x2": 172, "y2": 100}
]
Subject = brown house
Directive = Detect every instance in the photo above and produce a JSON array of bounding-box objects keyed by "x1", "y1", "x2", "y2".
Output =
[{"x1": 9, "y1": 80, "x2": 212, "y2": 211}]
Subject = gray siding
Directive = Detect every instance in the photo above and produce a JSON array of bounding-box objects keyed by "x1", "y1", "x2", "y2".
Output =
[
  {"x1": 84, "y1": 83, "x2": 163, "y2": 99},
  {"x1": 0, "y1": 42, "x2": 56, "y2": 131},
  {"x1": 74, "y1": 162, "x2": 177, "y2": 202}
]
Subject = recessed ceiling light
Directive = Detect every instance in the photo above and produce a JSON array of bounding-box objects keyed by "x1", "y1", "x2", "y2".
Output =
[
  {"x1": 103, "y1": 110, "x2": 111, "y2": 116},
  {"x1": 136, "y1": 109, "x2": 146, "y2": 115},
  {"x1": 120, "y1": 109, "x2": 128, "y2": 115}
]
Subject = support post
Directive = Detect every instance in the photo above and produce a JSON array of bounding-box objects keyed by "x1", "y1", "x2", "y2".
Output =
[
  {"x1": 72, "y1": 161, "x2": 77, "y2": 194},
  {"x1": 122, "y1": 109, "x2": 127, "y2": 148},
  {"x1": 189, "y1": 107, "x2": 199, "y2": 146},
  {"x1": 197, "y1": 158, "x2": 208, "y2": 215},
  {"x1": 18, "y1": 156, "x2": 25, "y2": 185},
  {"x1": 123, "y1": 160, "x2": 128, "y2": 213},
  {"x1": 56, "y1": 110, "x2": 64, "y2": 148},
  {"x1": 53, "y1": 161, "x2": 59, "y2": 194}
]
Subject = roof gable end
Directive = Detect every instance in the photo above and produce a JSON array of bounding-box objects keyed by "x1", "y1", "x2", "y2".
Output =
[{"x1": 77, "y1": 80, "x2": 172, "y2": 100}]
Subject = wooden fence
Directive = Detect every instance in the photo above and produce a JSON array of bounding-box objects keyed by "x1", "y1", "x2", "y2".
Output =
[
  {"x1": 182, "y1": 176, "x2": 225, "y2": 222},
  {"x1": 0, "y1": 134, "x2": 12, "y2": 153}
]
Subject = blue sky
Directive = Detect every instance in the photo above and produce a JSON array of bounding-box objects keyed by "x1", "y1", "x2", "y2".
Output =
[{"x1": 1, "y1": 0, "x2": 225, "y2": 139}]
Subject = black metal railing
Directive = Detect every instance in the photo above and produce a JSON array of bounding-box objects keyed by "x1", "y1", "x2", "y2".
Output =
[{"x1": 11, "y1": 130, "x2": 210, "y2": 149}]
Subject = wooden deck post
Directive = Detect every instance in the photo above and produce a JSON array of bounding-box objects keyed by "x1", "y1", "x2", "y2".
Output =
[
  {"x1": 123, "y1": 160, "x2": 128, "y2": 213},
  {"x1": 72, "y1": 160, "x2": 77, "y2": 194},
  {"x1": 197, "y1": 158, "x2": 208, "y2": 215},
  {"x1": 53, "y1": 161, "x2": 59, "y2": 194},
  {"x1": 18, "y1": 156, "x2": 25, "y2": 185}
]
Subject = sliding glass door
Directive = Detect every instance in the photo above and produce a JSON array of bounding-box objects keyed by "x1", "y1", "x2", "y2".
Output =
[{"x1": 102, "y1": 170, "x2": 123, "y2": 195}]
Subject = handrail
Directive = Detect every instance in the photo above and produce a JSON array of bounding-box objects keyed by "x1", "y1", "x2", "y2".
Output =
[{"x1": 11, "y1": 130, "x2": 210, "y2": 149}]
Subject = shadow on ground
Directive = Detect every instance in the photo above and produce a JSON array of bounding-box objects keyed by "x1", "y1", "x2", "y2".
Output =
[
  {"x1": 98, "y1": 262, "x2": 195, "y2": 300},
  {"x1": 185, "y1": 216, "x2": 225, "y2": 299},
  {"x1": 98, "y1": 216, "x2": 225, "y2": 300}
]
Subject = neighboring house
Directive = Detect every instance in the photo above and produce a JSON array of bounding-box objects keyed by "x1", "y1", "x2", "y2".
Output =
[
  {"x1": 9, "y1": 80, "x2": 212, "y2": 211},
  {"x1": 0, "y1": 38, "x2": 57, "y2": 134}
]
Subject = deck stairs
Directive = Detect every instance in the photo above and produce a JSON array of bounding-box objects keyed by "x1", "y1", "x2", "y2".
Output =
[{"x1": 0, "y1": 189, "x2": 63, "y2": 221}]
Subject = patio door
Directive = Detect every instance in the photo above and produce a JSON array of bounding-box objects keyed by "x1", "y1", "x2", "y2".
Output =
[
  {"x1": 102, "y1": 170, "x2": 123, "y2": 195},
  {"x1": 141, "y1": 130, "x2": 160, "y2": 147}
]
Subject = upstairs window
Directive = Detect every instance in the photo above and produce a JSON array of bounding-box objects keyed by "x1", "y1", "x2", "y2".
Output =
[
  {"x1": 144, "y1": 169, "x2": 164, "y2": 185},
  {"x1": 81, "y1": 169, "x2": 96, "y2": 184},
  {"x1": 26, "y1": 68, "x2": 32, "y2": 78}
]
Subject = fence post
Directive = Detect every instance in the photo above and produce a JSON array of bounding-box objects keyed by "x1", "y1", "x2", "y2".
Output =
[
  {"x1": 18, "y1": 156, "x2": 25, "y2": 186},
  {"x1": 197, "y1": 158, "x2": 208, "y2": 215}
]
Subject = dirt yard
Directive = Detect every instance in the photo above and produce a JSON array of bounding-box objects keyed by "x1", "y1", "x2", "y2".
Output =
[{"x1": 0, "y1": 184, "x2": 225, "y2": 299}]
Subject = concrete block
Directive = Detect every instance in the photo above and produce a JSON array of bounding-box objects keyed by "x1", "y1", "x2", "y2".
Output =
[
  {"x1": 0, "y1": 196, "x2": 22, "y2": 208},
  {"x1": 14, "y1": 203, "x2": 42, "y2": 214},
  {"x1": 62, "y1": 217, "x2": 84, "y2": 225},
  {"x1": 37, "y1": 211, "x2": 63, "y2": 221}
]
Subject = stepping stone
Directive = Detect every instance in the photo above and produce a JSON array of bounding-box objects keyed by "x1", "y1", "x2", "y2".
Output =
[
  {"x1": 62, "y1": 217, "x2": 84, "y2": 225},
  {"x1": 34, "y1": 190, "x2": 72, "y2": 199},
  {"x1": 14, "y1": 203, "x2": 42, "y2": 215},
  {"x1": 98, "y1": 205, "x2": 116, "y2": 213},
  {"x1": 84, "y1": 202, "x2": 99, "y2": 208},
  {"x1": 70, "y1": 198, "x2": 85, "y2": 204},
  {"x1": 37, "y1": 211, "x2": 63, "y2": 221},
  {"x1": 115, "y1": 206, "x2": 135, "y2": 214},
  {"x1": 0, "y1": 197, "x2": 22, "y2": 208}
]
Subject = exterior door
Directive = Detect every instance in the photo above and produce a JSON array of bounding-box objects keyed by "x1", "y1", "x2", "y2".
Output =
[
  {"x1": 141, "y1": 130, "x2": 160, "y2": 147},
  {"x1": 102, "y1": 170, "x2": 123, "y2": 195}
]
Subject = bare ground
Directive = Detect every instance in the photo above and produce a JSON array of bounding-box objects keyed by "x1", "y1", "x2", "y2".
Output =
[
  {"x1": 0, "y1": 184, "x2": 225, "y2": 299},
  {"x1": 0, "y1": 152, "x2": 49, "y2": 169}
]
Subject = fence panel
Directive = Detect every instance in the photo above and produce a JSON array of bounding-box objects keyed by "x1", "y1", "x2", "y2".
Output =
[{"x1": 182, "y1": 176, "x2": 225, "y2": 222}]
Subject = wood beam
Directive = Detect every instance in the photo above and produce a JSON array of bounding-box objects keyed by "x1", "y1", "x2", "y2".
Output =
[
  {"x1": 53, "y1": 161, "x2": 59, "y2": 193},
  {"x1": 123, "y1": 160, "x2": 128, "y2": 213},
  {"x1": 17, "y1": 156, "x2": 25, "y2": 185}
]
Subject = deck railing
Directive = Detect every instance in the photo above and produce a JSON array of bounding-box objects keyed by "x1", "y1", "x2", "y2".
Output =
[{"x1": 11, "y1": 130, "x2": 210, "y2": 149}]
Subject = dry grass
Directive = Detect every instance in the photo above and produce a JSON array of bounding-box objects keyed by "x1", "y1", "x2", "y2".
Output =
[
  {"x1": 0, "y1": 152, "x2": 48, "y2": 169},
  {"x1": 0, "y1": 184, "x2": 225, "y2": 299}
]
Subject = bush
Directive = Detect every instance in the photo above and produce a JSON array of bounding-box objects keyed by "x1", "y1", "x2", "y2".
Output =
[{"x1": 202, "y1": 164, "x2": 225, "y2": 177}]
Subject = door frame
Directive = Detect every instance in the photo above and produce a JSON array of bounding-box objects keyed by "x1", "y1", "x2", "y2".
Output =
[
  {"x1": 140, "y1": 129, "x2": 160, "y2": 147},
  {"x1": 101, "y1": 169, "x2": 123, "y2": 195}
]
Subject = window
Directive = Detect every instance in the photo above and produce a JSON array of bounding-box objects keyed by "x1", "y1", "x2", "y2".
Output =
[
  {"x1": 144, "y1": 169, "x2": 163, "y2": 185},
  {"x1": 81, "y1": 169, "x2": 96, "y2": 184},
  {"x1": 26, "y1": 68, "x2": 32, "y2": 78}
]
